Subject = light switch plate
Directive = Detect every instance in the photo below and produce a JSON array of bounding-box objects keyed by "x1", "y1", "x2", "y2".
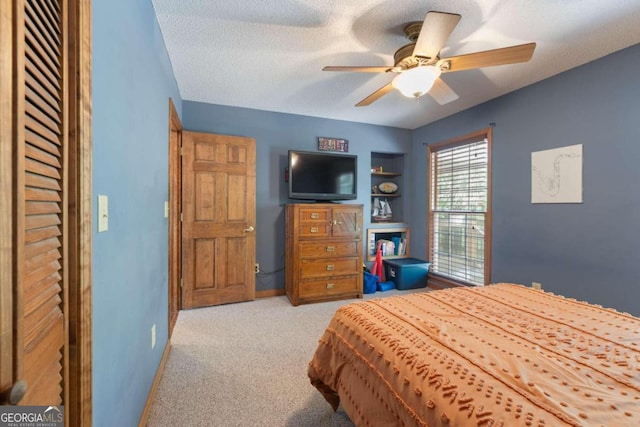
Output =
[
  {"x1": 164, "y1": 201, "x2": 169, "y2": 218},
  {"x1": 98, "y1": 195, "x2": 108, "y2": 232}
]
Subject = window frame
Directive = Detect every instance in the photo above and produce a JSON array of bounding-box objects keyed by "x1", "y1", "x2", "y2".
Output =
[{"x1": 427, "y1": 128, "x2": 492, "y2": 287}]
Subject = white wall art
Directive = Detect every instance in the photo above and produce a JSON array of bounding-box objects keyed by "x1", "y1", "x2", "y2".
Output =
[{"x1": 531, "y1": 144, "x2": 582, "y2": 203}]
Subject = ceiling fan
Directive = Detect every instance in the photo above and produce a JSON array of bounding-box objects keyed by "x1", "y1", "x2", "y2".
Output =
[{"x1": 323, "y1": 11, "x2": 536, "y2": 106}]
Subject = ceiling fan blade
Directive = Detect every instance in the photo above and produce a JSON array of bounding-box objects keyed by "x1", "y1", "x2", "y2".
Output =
[
  {"x1": 413, "y1": 11, "x2": 461, "y2": 60},
  {"x1": 429, "y1": 77, "x2": 459, "y2": 105},
  {"x1": 439, "y1": 42, "x2": 536, "y2": 72},
  {"x1": 323, "y1": 66, "x2": 392, "y2": 73},
  {"x1": 356, "y1": 82, "x2": 394, "y2": 107}
]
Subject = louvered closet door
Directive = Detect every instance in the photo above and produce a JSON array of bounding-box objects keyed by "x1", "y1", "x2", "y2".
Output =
[{"x1": 18, "y1": 0, "x2": 68, "y2": 405}]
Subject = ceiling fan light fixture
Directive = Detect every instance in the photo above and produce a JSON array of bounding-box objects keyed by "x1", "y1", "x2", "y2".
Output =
[{"x1": 392, "y1": 65, "x2": 441, "y2": 98}]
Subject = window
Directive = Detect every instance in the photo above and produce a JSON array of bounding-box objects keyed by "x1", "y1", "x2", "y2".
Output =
[{"x1": 427, "y1": 128, "x2": 492, "y2": 286}]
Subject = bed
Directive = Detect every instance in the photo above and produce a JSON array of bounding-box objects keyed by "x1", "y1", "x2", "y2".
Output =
[{"x1": 308, "y1": 283, "x2": 640, "y2": 426}]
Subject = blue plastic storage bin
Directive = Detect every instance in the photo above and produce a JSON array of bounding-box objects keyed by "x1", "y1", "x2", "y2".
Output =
[{"x1": 383, "y1": 258, "x2": 430, "y2": 290}]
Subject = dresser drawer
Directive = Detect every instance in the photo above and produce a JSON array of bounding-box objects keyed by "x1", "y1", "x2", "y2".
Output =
[
  {"x1": 299, "y1": 241, "x2": 359, "y2": 258},
  {"x1": 298, "y1": 222, "x2": 330, "y2": 238},
  {"x1": 298, "y1": 207, "x2": 330, "y2": 222},
  {"x1": 299, "y1": 276, "x2": 360, "y2": 299},
  {"x1": 300, "y1": 257, "x2": 360, "y2": 278}
]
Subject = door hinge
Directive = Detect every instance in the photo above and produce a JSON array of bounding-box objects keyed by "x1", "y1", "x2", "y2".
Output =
[
  {"x1": 180, "y1": 278, "x2": 183, "y2": 288},
  {"x1": 180, "y1": 147, "x2": 184, "y2": 156},
  {"x1": 180, "y1": 212, "x2": 183, "y2": 222}
]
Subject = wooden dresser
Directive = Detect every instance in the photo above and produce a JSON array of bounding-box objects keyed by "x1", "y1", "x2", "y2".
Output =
[{"x1": 285, "y1": 203, "x2": 363, "y2": 306}]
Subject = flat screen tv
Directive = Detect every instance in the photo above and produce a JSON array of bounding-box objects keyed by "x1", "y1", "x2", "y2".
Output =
[{"x1": 288, "y1": 150, "x2": 357, "y2": 201}]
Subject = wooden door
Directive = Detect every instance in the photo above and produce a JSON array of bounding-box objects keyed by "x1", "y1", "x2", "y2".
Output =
[
  {"x1": 181, "y1": 131, "x2": 256, "y2": 309},
  {"x1": 1, "y1": 0, "x2": 68, "y2": 406},
  {"x1": 168, "y1": 99, "x2": 182, "y2": 335}
]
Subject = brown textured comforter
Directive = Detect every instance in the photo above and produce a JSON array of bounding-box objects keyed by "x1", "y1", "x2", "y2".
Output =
[{"x1": 308, "y1": 283, "x2": 640, "y2": 426}]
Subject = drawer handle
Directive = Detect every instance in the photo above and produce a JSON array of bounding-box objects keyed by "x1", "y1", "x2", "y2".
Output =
[
  {"x1": 326, "y1": 264, "x2": 335, "y2": 271},
  {"x1": 326, "y1": 246, "x2": 335, "y2": 252},
  {"x1": 310, "y1": 213, "x2": 320, "y2": 219},
  {"x1": 332, "y1": 220, "x2": 342, "y2": 225},
  {"x1": 310, "y1": 227, "x2": 319, "y2": 233},
  {"x1": 326, "y1": 283, "x2": 335, "y2": 290}
]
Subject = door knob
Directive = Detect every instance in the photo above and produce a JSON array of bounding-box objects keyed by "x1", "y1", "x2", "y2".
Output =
[
  {"x1": 243, "y1": 226, "x2": 255, "y2": 233},
  {"x1": 1, "y1": 380, "x2": 27, "y2": 405}
]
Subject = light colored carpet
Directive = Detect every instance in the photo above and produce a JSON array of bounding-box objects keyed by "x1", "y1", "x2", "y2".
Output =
[{"x1": 146, "y1": 288, "x2": 430, "y2": 426}]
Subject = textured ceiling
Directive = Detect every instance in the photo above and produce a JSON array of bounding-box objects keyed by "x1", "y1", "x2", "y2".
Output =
[{"x1": 152, "y1": 0, "x2": 640, "y2": 130}]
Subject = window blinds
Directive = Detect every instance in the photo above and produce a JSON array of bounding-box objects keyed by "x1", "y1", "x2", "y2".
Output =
[{"x1": 429, "y1": 138, "x2": 488, "y2": 286}]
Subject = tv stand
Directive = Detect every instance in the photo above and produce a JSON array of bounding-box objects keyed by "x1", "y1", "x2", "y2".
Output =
[{"x1": 285, "y1": 203, "x2": 363, "y2": 305}]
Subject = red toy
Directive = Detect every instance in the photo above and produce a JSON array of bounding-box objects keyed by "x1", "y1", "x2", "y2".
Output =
[{"x1": 370, "y1": 241, "x2": 385, "y2": 282}]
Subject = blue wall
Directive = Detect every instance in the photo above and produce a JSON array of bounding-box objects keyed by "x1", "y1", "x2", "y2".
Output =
[
  {"x1": 411, "y1": 43, "x2": 640, "y2": 316},
  {"x1": 183, "y1": 102, "x2": 412, "y2": 291},
  {"x1": 92, "y1": 0, "x2": 182, "y2": 425}
]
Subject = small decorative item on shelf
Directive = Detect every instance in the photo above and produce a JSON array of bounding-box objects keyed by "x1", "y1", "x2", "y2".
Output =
[
  {"x1": 372, "y1": 198, "x2": 392, "y2": 222},
  {"x1": 372, "y1": 197, "x2": 381, "y2": 216},
  {"x1": 371, "y1": 166, "x2": 383, "y2": 173},
  {"x1": 377, "y1": 182, "x2": 398, "y2": 194}
]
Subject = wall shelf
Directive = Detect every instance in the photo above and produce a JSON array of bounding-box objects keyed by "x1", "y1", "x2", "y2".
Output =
[
  {"x1": 367, "y1": 227, "x2": 409, "y2": 262},
  {"x1": 371, "y1": 152, "x2": 405, "y2": 224},
  {"x1": 372, "y1": 172, "x2": 401, "y2": 177}
]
